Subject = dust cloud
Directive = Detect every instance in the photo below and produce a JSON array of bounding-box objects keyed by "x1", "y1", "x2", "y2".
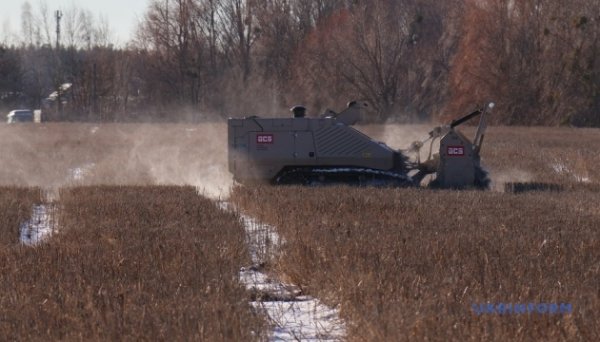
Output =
[
  {"x1": 0, "y1": 121, "x2": 434, "y2": 199},
  {"x1": 0, "y1": 122, "x2": 233, "y2": 199},
  {"x1": 357, "y1": 123, "x2": 440, "y2": 164},
  {"x1": 358, "y1": 124, "x2": 433, "y2": 150}
]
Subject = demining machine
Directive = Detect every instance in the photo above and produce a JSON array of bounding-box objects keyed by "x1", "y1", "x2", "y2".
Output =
[{"x1": 227, "y1": 101, "x2": 495, "y2": 189}]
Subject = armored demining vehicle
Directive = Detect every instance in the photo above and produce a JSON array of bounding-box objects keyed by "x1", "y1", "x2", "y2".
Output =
[{"x1": 228, "y1": 101, "x2": 494, "y2": 189}]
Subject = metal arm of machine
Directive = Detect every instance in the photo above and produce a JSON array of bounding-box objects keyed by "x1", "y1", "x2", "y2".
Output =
[
  {"x1": 473, "y1": 102, "x2": 494, "y2": 154},
  {"x1": 450, "y1": 109, "x2": 483, "y2": 128},
  {"x1": 428, "y1": 108, "x2": 479, "y2": 141}
]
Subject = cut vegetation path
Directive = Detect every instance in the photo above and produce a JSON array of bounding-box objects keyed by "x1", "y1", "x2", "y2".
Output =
[
  {"x1": 221, "y1": 202, "x2": 346, "y2": 341},
  {"x1": 19, "y1": 204, "x2": 56, "y2": 245}
]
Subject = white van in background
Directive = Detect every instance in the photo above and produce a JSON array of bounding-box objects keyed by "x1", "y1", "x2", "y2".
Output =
[{"x1": 6, "y1": 109, "x2": 34, "y2": 123}]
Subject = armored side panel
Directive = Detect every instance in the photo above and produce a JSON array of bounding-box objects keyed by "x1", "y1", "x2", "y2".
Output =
[
  {"x1": 437, "y1": 130, "x2": 476, "y2": 188},
  {"x1": 228, "y1": 116, "x2": 399, "y2": 183}
]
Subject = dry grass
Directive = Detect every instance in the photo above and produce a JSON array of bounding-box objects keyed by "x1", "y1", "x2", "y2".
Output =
[
  {"x1": 231, "y1": 185, "x2": 600, "y2": 341},
  {"x1": 0, "y1": 187, "x2": 41, "y2": 245},
  {"x1": 480, "y1": 126, "x2": 600, "y2": 187},
  {"x1": 0, "y1": 186, "x2": 265, "y2": 340},
  {"x1": 360, "y1": 125, "x2": 600, "y2": 188},
  {"x1": 0, "y1": 122, "x2": 598, "y2": 340},
  {"x1": 232, "y1": 126, "x2": 600, "y2": 341},
  {"x1": 0, "y1": 123, "x2": 231, "y2": 197},
  {"x1": 0, "y1": 123, "x2": 597, "y2": 194}
]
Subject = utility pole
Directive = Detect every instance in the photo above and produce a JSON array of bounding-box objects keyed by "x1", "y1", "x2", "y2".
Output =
[
  {"x1": 55, "y1": 10, "x2": 62, "y2": 50},
  {"x1": 93, "y1": 63, "x2": 98, "y2": 118},
  {"x1": 55, "y1": 10, "x2": 63, "y2": 120}
]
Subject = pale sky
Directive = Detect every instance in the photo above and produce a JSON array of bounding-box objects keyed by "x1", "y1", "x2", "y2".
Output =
[{"x1": 1, "y1": 0, "x2": 149, "y2": 44}]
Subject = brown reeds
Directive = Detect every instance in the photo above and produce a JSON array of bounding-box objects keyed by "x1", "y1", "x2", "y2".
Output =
[
  {"x1": 0, "y1": 186, "x2": 265, "y2": 340},
  {"x1": 0, "y1": 122, "x2": 598, "y2": 340},
  {"x1": 232, "y1": 185, "x2": 600, "y2": 341},
  {"x1": 0, "y1": 187, "x2": 41, "y2": 245}
]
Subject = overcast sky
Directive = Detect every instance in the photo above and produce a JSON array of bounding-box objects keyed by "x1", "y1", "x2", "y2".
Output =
[{"x1": 1, "y1": 0, "x2": 149, "y2": 44}]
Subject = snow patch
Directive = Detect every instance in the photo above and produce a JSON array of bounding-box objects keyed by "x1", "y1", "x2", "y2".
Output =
[
  {"x1": 254, "y1": 299, "x2": 346, "y2": 341},
  {"x1": 236, "y1": 210, "x2": 281, "y2": 264},
  {"x1": 19, "y1": 204, "x2": 57, "y2": 245},
  {"x1": 220, "y1": 202, "x2": 346, "y2": 341}
]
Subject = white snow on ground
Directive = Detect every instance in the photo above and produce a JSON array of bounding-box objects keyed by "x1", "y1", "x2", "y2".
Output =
[
  {"x1": 254, "y1": 299, "x2": 346, "y2": 341},
  {"x1": 551, "y1": 161, "x2": 590, "y2": 183},
  {"x1": 219, "y1": 202, "x2": 346, "y2": 341},
  {"x1": 19, "y1": 204, "x2": 57, "y2": 245},
  {"x1": 20, "y1": 163, "x2": 81, "y2": 246}
]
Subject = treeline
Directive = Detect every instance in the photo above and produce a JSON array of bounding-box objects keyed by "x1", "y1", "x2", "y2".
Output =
[{"x1": 0, "y1": 0, "x2": 598, "y2": 125}]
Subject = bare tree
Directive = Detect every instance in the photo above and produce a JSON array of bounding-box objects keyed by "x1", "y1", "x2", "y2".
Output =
[
  {"x1": 289, "y1": 0, "x2": 451, "y2": 121},
  {"x1": 21, "y1": 2, "x2": 35, "y2": 46},
  {"x1": 3, "y1": 0, "x2": 597, "y2": 124},
  {"x1": 447, "y1": 0, "x2": 600, "y2": 125},
  {"x1": 219, "y1": 0, "x2": 258, "y2": 81},
  {"x1": 136, "y1": 0, "x2": 207, "y2": 109}
]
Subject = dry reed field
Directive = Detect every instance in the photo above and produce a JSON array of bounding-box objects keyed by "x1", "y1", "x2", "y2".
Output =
[
  {"x1": 228, "y1": 118, "x2": 600, "y2": 341},
  {"x1": 231, "y1": 185, "x2": 600, "y2": 341},
  {"x1": 362, "y1": 125, "x2": 600, "y2": 188},
  {"x1": 0, "y1": 123, "x2": 230, "y2": 196},
  {"x1": 0, "y1": 122, "x2": 598, "y2": 340},
  {"x1": 0, "y1": 123, "x2": 597, "y2": 193},
  {"x1": 0, "y1": 186, "x2": 266, "y2": 340},
  {"x1": 0, "y1": 187, "x2": 41, "y2": 245}
]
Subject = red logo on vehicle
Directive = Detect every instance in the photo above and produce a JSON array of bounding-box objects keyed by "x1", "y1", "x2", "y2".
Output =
[
  {"x1": 447, "y1": 146, "x2": 465, "y2": 156},
  {"x1": 257, "y1": 134, "x2": 274, "y2": 144}
]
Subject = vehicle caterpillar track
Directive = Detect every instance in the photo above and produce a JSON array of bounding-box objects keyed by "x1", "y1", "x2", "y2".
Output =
[{"x1": 274, "y1": 166, "x2": 413, "y2": 187}]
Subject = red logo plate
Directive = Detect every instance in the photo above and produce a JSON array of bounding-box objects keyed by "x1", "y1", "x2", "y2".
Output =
[
  {"x1": 447, "y1": 146, "x2": 465, "y2": 156},
  {"x1": 257, "y1": 134, "x2": 274, "y2": 144}
]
